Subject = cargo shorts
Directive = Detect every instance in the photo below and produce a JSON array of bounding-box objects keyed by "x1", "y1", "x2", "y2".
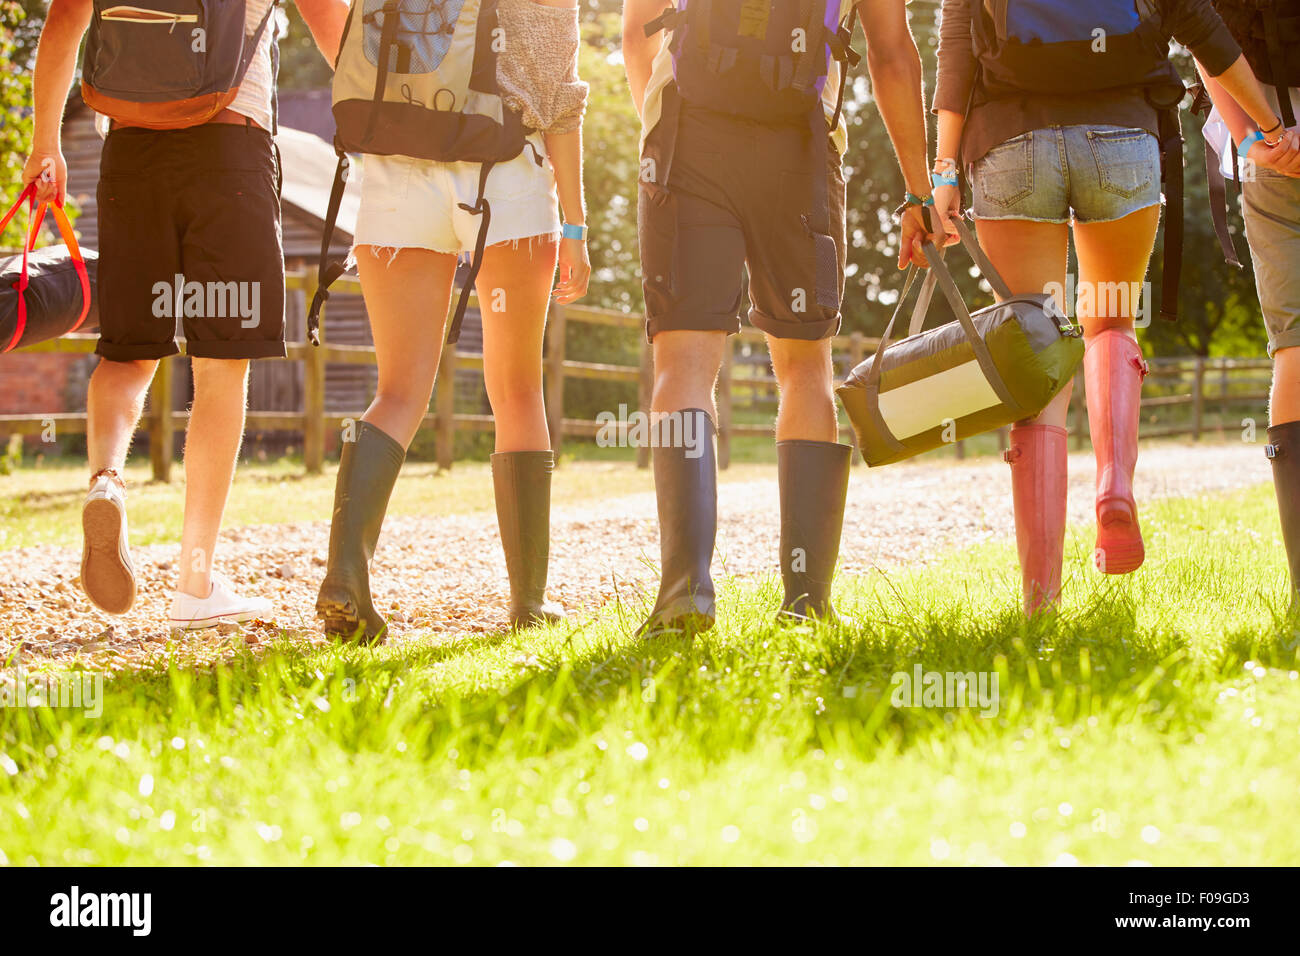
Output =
[
  {"x1": 1243, "y1": 167, "x2": 1300, "y2": 357},
  {"x1": 638, "y1": 104, "x2": 847, "y2": 342}
]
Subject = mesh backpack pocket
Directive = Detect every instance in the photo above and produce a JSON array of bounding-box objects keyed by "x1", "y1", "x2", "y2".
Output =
[{"x1": 362, "y1": 0, "x2": 466, "y2": 74}]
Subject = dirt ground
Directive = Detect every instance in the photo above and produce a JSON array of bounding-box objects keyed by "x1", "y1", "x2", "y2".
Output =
[{"x1": 0, "y1": 442, "x2": 1274, "y2": 670}]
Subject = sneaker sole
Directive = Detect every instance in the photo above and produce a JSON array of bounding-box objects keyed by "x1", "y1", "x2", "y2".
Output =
[
  {"x1": 81, "y1": 496, "x2": 135, "y2": 615},
  {"x1": 168, "y1": 607, "x2": 268, "y2": 632}
]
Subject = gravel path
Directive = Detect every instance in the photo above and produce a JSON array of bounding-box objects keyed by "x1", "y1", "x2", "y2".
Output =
[{"x1": 0, "y1": 442, "x2": 1273, "y2": 670}]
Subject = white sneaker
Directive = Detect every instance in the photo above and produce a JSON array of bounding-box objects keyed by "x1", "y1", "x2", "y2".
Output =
[
  {"x1": 81, "y1": 469, "x2": 136, "y2": 615},
  {"x1": 168, "y1": 572, "x2": 273, "y2": 631}
]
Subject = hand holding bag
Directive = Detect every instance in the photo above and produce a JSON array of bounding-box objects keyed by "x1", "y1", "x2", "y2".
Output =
[
  {"x1": 0, "y1": 182, "x2": 97, "y2": 354},
  {"x1": 837, "y1": 218, "x2": 1083, "y2": 467}
]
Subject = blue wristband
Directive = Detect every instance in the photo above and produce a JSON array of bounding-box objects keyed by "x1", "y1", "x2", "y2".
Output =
[
  {"x1": 1238, "y1": 130, "x2": 1264, "y2": 161},
  {"x1": 931, "y1": 170, "x2": 959, "y2": 189},
  {"x1": 905, "y1": 192, "x2": 935, "y2": 208},
  {"x1": 561, "y1": 222, "x2": 588, "y2": 241}
]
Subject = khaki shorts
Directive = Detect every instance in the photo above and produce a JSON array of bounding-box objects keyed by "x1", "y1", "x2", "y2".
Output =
[
  {"x1": 1243, "y1": 167, "x2": 1300, "y2": 357},
  {"x1": 638, "y1": 104, "x2": 846, "y2": 342}
]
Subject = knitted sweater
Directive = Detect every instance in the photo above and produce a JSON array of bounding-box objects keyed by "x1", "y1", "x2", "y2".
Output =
[{"x1": 498, "y1": 0, "x2": 589, "y2": 135}]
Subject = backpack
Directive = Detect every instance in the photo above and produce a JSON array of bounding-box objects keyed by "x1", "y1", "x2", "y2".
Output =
[
  {"x1": 645, "y1": 0, "x2": 859, "y2": 126},
  {"x1": 1212, "y1": 0, "x2": 1300, "y2": 126},
  {"x1": 309, "y1": 0, "x2": 531, "y2": 346},
  {"x1": 972, "y1": 0, "x2": 1188, "y2": 321},
  {"x1": 81, "y1": 0, "x2": 278, "y2": 130}
]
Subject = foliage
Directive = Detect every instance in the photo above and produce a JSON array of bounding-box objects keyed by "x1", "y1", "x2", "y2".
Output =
[{"x1": 1, "y1": 2, "x2": 36, "y2": 250}]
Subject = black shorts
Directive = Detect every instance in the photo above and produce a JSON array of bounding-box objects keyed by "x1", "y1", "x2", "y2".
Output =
[
  {"x1": 638, "y1": 103, "x2": 847, "y2": 342},
  {"x1": 95, "y1": 124, "x2": 286, "y2": 362}
]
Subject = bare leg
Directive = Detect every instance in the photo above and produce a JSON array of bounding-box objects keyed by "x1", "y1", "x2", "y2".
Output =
[
  {"x1": 1272, "y1": 346, "x2": 1300, "y2": 426},
  {"x1": 355, "y1": 246, "x2": 459, "y2": 448},
  {"x1": 87, "y1": 358, "x2": 158, "y2": 472},
  {"x1": 176, "y1": 358, "x2": 250, "y2": 598},
  {"x1": 766, "y1": 336, "x2": 838, "y2": 442},
  {"x1": 476, "y1": 237, "x2": 559, "y2": 453}
]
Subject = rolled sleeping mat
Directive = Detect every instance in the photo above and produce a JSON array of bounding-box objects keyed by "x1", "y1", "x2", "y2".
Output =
[{"x1": 837, "y1": 221, "x2": 1084, "y2": 467}]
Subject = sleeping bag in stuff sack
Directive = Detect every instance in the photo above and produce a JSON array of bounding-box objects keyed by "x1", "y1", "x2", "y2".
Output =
[
  {"x1": 0, "y1": 244, "x2": 100, "y2": 351},
  {"x1": 0, "y1": 184, "x2": 96, "y2": 353},
  {"x1": 837, "y1": 219, "x2": 1083, "y2": 467}
]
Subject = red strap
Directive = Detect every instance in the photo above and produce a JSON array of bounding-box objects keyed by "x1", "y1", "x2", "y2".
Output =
[
  {"x1": 1, "y1": 184, "x2": 36, "y2": 354},
  {"x1": 1, "y1": 185, "x2": 90, "y2": 352}
]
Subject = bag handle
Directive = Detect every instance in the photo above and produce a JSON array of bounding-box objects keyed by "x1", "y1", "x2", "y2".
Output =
[
  {"x1": 863, "y1": 220, "x2": 1017, "y2": 410},
  {"x1": 1, "y1": 183, "x2": 91, "y2": 353}
]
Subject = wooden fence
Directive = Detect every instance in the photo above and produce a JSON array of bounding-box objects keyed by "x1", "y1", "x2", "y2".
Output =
[{"x1": 2, "y1": 273, "x2": 1276, "y2": 481}]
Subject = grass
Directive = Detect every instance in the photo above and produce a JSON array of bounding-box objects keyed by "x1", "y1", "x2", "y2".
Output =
[{"x1": 1, "y1": 481, "x2": 1297, "y2": 865}]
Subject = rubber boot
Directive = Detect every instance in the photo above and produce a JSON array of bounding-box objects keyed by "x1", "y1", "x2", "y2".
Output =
[
  {"x1": 1004, "y1": 424, "x2": 1069, "y2": 615},
  {"x1": 637, "y1": 409, "x2": 718, "y2": 639},
  {"x1": 492, "y1": 450, "x2": 565, "y2": 628},
  {"x1": 1085, "y1": 329, "x2": 1149, "y2": 574},
  {"x1": 1266, "y1": 420, "x2": 1300, "y2": 607},
  {"x1": 315, "y1": 421, "x2": 405, "y2": 644},
  {"x1": 777, "y1": 440, "x2": 852, "y2": 622}
]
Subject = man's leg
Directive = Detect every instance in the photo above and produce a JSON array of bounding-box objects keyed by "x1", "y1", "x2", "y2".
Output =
[
  {"x1": 766, "y1": 336, "x2": 851, "y2": 621},
  {"x1": 175, "y1": 358, "x2": 250, "y2": 599},
  {"x1": 80, "y1": 357, "x2": 158, "y2": 614},
  {"x1": 638, "y1": 330, "x2": 726, "y2": 638},
  {"x1": 1245, "y1": 169, "x2": 1300, "y2": 603}
]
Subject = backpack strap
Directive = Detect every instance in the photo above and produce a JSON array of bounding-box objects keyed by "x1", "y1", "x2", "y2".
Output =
[
  {"x1": 363, "y1": 0, "x2": 404, "y2": 147},
  {"x1": 644, "y1": 5, "x2": 687, "y2": 38},
  {"x1": 1264, "y1": 5, "x2": 1297, "y2": 127},
  {"x1": 306, "y1": 143, "x2": 352, "y2": 347},
  {"x1": 1190, "y1": 83, "x2": 1244, "y2": 269},
  {"x1": 1155, "y1": 102, "x2": 1183, "y2": 322},
  {"x1": 828, "y1": 7, "x2": 861, "y2": 133},
  {"x1": 447, "y1": 161, "x2": 498, "y2": 345}
]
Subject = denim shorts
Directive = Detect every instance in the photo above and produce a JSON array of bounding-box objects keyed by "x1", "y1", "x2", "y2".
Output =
[{"x1": 971, "y1": 125, "x2": 1162, "y2": 225}]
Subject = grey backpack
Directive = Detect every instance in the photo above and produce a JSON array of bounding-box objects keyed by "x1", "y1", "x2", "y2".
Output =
[{"x1": 82, "y1": 1, "x2": 279, "y2": 130}]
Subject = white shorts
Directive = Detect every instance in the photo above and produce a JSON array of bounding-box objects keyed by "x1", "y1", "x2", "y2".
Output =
[{"x1": 353, "y1": 134, "x2": 561, "y2": 256}]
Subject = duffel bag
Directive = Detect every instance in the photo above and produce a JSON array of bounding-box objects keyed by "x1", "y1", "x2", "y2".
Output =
[
  {"x1": 1, "y1": 183, "x2": 95, "y2": 353},
  {"x1": 837, "y1": 219, "x2": 1083, "y2": 467}
]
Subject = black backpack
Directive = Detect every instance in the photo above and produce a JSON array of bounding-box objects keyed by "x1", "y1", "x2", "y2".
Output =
[{"x1": 646, "y1": 0, "x2": 858, "y2": 126}]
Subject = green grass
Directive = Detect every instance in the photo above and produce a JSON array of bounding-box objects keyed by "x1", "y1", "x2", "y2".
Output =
[{"x1": 2, "y1": 482, "x2": 1297, "y2": 865}]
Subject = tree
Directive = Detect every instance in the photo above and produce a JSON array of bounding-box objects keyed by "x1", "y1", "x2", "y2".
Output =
[{"x1": 1, "y1": 2, "x2": 37, "y2": 250}]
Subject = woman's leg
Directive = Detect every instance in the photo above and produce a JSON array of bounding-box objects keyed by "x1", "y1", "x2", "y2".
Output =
[
  {"x1": 317, "y1": 246, "x2": 458, "y2": 642},
  {"x1": 976, "y1": 218, "x2": 1072, "y2": 613},
  {"x1": 1073, "y1": 205, "x2": 1161, "y2": 575},
  {"x1": 476, "y1": 238, "x2": 566, "y2": 626}
]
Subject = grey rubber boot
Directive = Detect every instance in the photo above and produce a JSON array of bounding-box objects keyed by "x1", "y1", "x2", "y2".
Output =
[
  {"x1": 637, "y1": 409, "x2": 718, "y2": 639},
  {"x1": 1266, "y1": 421, "x2": 1300, "y2": 606},
  {"x1": 777, "y1": 440, "x2": 852, "y2": 622},
  {"x1": 315, "y1": 421, "x2": 405, "y2": 644},
  {"x1": 492, "y1": 450, "x2": 565, "y2": 628}
]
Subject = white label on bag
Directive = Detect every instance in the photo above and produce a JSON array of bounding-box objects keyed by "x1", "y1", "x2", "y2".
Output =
[{"x1": 877, "y1": 359, "x2": 1000, "y2": 440}]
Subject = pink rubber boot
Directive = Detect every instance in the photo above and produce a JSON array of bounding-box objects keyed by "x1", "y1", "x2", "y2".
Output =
[
  {"x1": 1005, "y1": 424, "x2": 1069, "y2": 615},
  {"x1": 1085, "y1": 329, "x2": 1149, "y2": 575}
]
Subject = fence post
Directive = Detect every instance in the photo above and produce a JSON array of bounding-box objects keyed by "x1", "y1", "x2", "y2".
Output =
[
  {"x1": 544, "y1": 302, "x2": 566, "y2": 459},
  {"x1": 435, "y1": 339, "x2": 458, "y2": 470},
  {"x1": 148, "y1": 354, "x2": 174, "y2": 483},
  {"x1": 637, "y1": 335, "x2": 652, "y2": 470},
  {"x1": 1192, "y1": 356, "x2": 1205, "y2": 441},
  {"x1": 718, "y1": 336, "x2": 734, "y2": 470},
  {"x1": 303, "y1": 318, "x2": 326, "y2": 475}
]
